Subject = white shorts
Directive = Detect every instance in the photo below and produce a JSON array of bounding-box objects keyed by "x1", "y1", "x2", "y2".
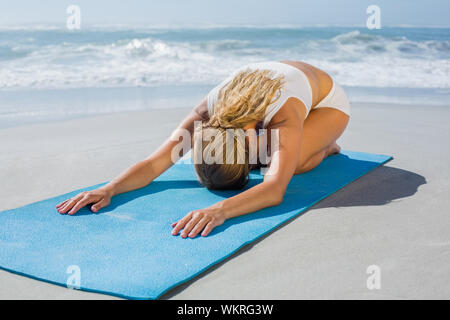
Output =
[{"x1": 313, "y1": 80, "x2": 351, "y2": 116}]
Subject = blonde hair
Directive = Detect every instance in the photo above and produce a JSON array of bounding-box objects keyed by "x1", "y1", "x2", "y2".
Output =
[
  {"x1": 194, "y1": 68, "x2": 285, "y2": 190},
  {"x1": 208, "y1": 68, "x2": 285, "y2": 129}
]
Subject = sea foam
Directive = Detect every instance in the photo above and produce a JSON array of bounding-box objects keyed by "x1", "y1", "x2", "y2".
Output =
[{"x1": 0, "y1": 26, "x2": 448, "y2": 90}]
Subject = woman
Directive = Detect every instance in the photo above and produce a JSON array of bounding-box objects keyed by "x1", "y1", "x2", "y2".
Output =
[{"x1": 56, "y1": 60, "x2": 350, "y2": 238}]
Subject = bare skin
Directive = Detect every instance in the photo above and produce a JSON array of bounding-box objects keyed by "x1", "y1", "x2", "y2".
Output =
[{"x1": 56, "y1": 60, "x2": 349, "y2": 238}]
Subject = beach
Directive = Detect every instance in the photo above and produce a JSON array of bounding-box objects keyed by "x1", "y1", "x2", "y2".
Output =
[
  {"x1": 0, "y1": 23, "x2": 449, "y2": 299},
  {"x1": 0, "y1": 101, "x2": 449, "y2": 299}
]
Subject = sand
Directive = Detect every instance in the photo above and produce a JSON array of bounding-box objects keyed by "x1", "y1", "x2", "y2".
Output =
[{"x1": 0, "y1": 102, "x2": 449, "y2": 299}]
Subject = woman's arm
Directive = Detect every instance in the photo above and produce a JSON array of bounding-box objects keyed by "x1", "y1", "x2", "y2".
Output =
[
  {"x1": 56, "y1": 98, "x2": 209, "y2": 215},
  {"x1": 172, "y1": 98, "x2": 305, "y2": 238},
  {"x1": 104, "y1": 99, "x2": 208, "y2": 196}
]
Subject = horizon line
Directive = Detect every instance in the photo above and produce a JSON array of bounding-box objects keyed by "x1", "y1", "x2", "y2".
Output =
[{"x1": 0, "y1": 22, "x2": 450, "y2": 30}]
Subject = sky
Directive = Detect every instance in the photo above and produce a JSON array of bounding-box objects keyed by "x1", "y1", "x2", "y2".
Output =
[{"x1": 0, "y1": 0, "x2": 449, "y2": 27}]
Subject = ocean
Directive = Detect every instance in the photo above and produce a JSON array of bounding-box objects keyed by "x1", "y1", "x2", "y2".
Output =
[{"x1": 0, "y1": 25, "x2": 449, "y2": 127}]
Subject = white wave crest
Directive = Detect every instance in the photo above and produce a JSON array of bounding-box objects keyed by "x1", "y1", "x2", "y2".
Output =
[{"x1": 0, "y1": 30, "x2": 449, "y2": 90}]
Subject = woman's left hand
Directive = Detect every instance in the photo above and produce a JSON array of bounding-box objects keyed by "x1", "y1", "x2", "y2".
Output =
[{"x1": 171, "y1": 207, "x2": 226, "y2": 238}]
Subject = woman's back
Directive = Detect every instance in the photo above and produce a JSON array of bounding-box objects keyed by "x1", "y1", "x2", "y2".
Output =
[{"x1": 279, "y1": 60, "x2": 333, "y2": 108}]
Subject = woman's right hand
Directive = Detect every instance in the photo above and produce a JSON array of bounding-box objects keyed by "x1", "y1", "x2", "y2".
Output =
[{"x1": 56, "y1": 187, "x2": 113, "y2": 215}]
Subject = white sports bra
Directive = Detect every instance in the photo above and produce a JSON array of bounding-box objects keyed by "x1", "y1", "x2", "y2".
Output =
[{"x1": 207, "y1": 61, "x2": 313, "y2": 128}]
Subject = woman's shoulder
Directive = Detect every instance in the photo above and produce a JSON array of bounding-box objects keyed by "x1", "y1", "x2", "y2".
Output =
[
  {"x1": 266, "y1": 97, "x2": 307, "y2": 128},
  {"x1": 193, "y1": 97, "x2": 210, "y2": 121}
]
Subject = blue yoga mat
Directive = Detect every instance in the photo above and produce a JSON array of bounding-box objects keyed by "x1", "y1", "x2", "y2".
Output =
[{"x1": 0, "y1": 150, "x2": 391, "y2": 299}]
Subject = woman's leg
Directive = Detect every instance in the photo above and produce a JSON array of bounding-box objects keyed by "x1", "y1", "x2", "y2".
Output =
[{"x1": 295, "y1": 107, "x2": 349, "y2": 174}]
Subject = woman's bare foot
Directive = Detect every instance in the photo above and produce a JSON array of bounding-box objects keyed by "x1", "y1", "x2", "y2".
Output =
[{"x1": 326, "y1": 141, "x2": 341, "y2": 156}]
